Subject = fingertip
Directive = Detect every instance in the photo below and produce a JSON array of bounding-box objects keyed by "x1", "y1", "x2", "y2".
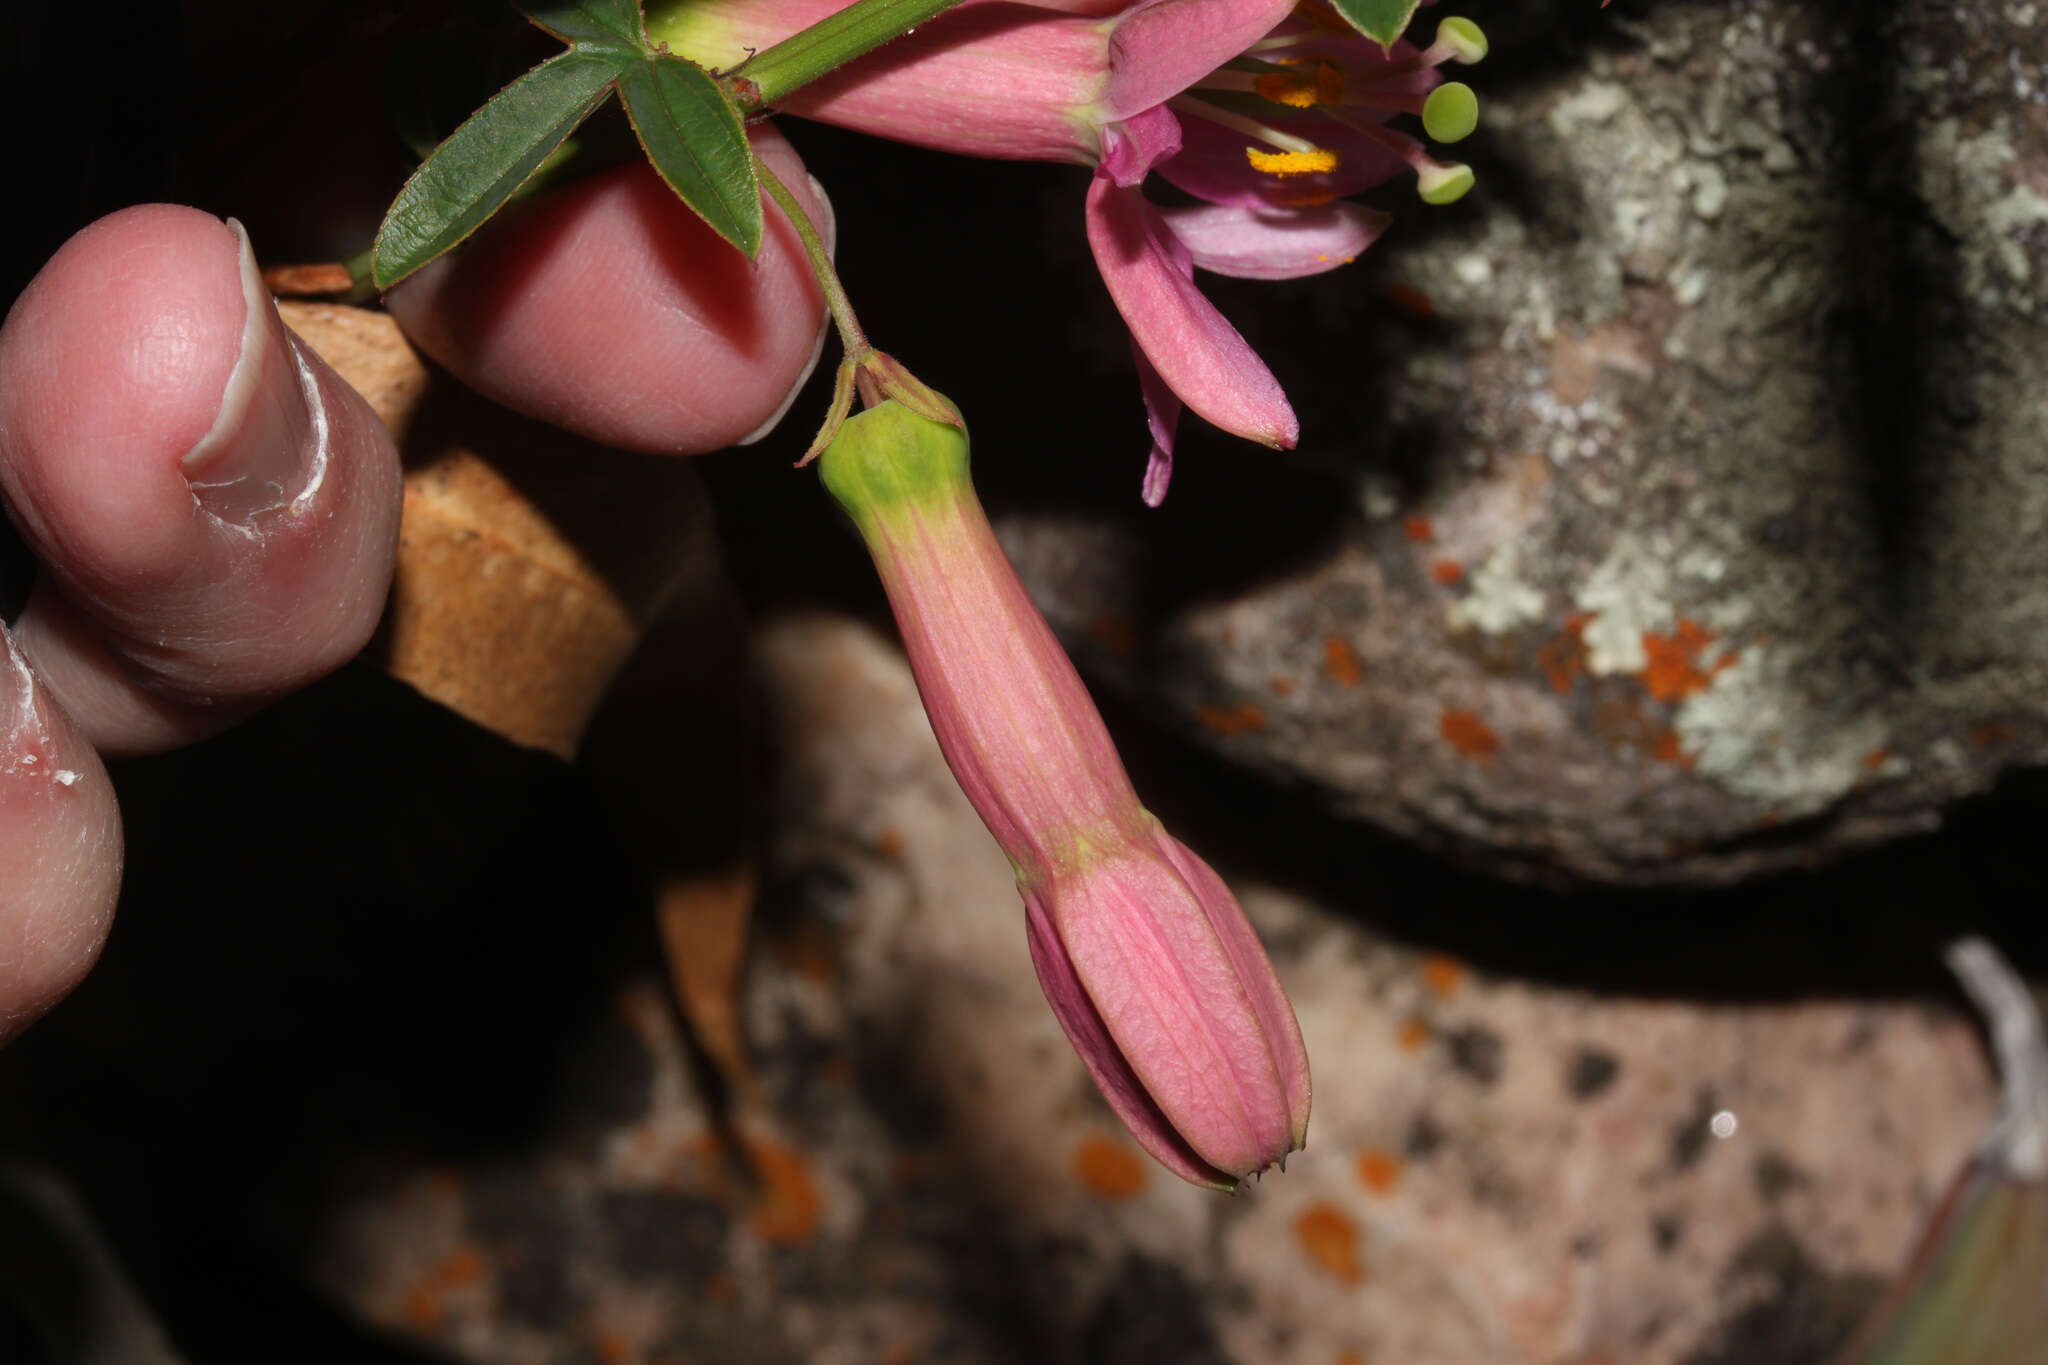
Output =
[
  {"x1": 387, "y1": 128, "x2": 830, "y2": 455},
  {"x1": 0, "y1": 628, "x2": 119, "y2": 1043},
  {"x1": 0, "y1": 205, "x2": 245, "y2": 584}
]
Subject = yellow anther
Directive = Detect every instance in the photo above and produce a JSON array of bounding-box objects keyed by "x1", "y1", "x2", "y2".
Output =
[
  {"x1": 1255, "y1": 60, "x2": 1344, "y2": 109},
  {"x1": 1246, "y1": 147, "x2": 1340, "y2": 177}
]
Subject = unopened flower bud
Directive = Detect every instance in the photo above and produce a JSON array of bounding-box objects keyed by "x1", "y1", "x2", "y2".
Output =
[{"x1": 819, "y1": 402, "x2": 1312, "y2": 1187}]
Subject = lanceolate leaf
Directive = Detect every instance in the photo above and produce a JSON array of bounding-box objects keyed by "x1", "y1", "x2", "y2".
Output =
[
  {"x1": 519, "y1": 0, "x2": 646, "y2": 52},
  {"x1": 616, "y1": 55, "x2": 763, "y2": 258},
  {"x1": 373, "y1": 49, "x2": 628, "y2": 290},
  {"x1": 1326, "y1": 0, "x2": 1422, "y2": 49}
]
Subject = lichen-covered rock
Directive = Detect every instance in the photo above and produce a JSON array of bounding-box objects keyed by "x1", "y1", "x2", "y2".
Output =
[
  {"x1": 310, "y1": 614, "x2": 1998, "y2": 1365},
  {"x1": 996, "y1": 0, "x2": 2048, "y2": 884}
]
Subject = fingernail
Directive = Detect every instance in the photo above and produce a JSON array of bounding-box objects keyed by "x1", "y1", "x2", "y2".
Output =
[
  {"x1": 180, "y1": 219, "x2": 325, "y2": 522},
  {"x1": 737, "y1": 174, "x2": 836, "y2": 448}
]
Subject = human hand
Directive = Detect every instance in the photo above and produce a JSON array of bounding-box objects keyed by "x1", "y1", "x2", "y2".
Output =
[{"x1": 0, "y1": 126, "x2": 828, "y2": 1042}]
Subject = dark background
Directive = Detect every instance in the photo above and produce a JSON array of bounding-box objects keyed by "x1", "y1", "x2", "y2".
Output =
[{"x1": 2, "y1": 2, "x2": 2044, "y2": 1361}]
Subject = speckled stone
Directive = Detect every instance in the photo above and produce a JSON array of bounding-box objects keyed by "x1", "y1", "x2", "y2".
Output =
[
  {"x1": 993, "y1": 0, "x2": 2048, "y2": 884},
  {"x1": 309, "y1": 614, "x2": 2001, "y2": 1365}
]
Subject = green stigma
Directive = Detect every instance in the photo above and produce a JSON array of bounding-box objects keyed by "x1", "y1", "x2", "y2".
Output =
[
  {"x1": 1422, "y1": 83, "x2": 1479, "y2": 143},
  {"x1": 1437, "y1": 17, "x2": 1489, "y2": 65},
  {"x1": 1418, "y1": 162, "x2": 1475, "y2": 206}
]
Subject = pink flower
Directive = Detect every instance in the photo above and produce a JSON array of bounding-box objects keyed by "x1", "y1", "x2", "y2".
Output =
[
  {"x1": 817, "y1": 398, "x2": 1312, "y2": 1187},
  {"x1": 649, "y1": 0, "x2": 1484, "y2": 502}
]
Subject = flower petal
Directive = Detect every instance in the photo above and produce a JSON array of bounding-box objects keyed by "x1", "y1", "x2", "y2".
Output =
[
  {"x1": 1101, "y1": 0, "x2": 1302, "y2": 121},
  {"x1": 653, "y1": 0, "x2": 1109, "y2": 165},
  {"x1": 1159, "y1": 200, "x2": 1390, "y2": 279},
  {"x1": 1152, "y1": 825, "x2": 1311, "y2": 1148},
  {"x1": 1156, "y1": 106, "x2": 1410, "y2": 209},
  {"x1": 1026, "y1": 889, "x2": 1239, "y2": 1189},
  {"x1": 1132, "y1": 343, "x2": 1180, "y2": 506},
  {"x1": 1099, "y1": 103, "x2": 1183, "y2": 186},
  {"x1": 1085, "y1": 172, "x2": 1297, "y2": 450}
]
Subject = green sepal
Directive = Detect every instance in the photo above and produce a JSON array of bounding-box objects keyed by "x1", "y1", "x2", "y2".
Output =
[{"x1": 818, "y1": 403, "x2": 972, "y2": 527}]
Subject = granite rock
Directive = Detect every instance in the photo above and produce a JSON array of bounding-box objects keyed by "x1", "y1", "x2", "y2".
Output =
[{"x1": 992, "y1": 0, "x2": 2048, "y2": 885}]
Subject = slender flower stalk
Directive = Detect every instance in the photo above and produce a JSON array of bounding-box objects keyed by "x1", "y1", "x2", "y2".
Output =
[{"x1": 818, "y1": 400, "x2": 1312, "y2": 1188}]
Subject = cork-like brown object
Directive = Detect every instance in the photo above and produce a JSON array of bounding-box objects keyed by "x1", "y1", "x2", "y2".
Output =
[{"x1": 280, "y1": 302, "x2": 713, "y2": 760}]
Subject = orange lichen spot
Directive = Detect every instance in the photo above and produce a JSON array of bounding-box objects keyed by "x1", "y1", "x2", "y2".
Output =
[
  {"x1": 1323, "y1": 635, "x2": 1364, "y2": 687},
  {"x1": 1650, "y1": 726, "x2": 1694, "y2": 769},
  {"x1": 1401, "y1": 514, "x2": 1435, "y2": 543},
  {"x1": 1255, "y1": 60, "x2": 1345, "y2": 108},
  {"x1": 1638, "y1": 619, "x2": 1731, "y2": 703},
  {"x1": 766, "y1": 921, "x2": 836, "y2": 985},
  {"x1": 426, "y1": 1170, "x2": 465, "y2": 1199},
  {"x1": 1536, "y1": 612, "x2": 1593, "y2": 694},
  {"x1": 1270, "y1": 674, "x2": 1298, "y2": 697},
  {"x1": 1440, "y1": 708, "x2": 1500, "y2": 763},
  {"x1": 594, "y1": 1331, "x2": 633, "y2": 1365},
  {"x1": 1420, "y1": 954, "x2": 1465, "y2": 998},
  {"x1": 1430, "y1": 558, "x2": 1466, "y2": 586},
  {"x1": 1073, "y1": 1134, "x2": 1148, "y2": 1200},
  {"x1": 438, "y1": 1244, "x2": 487, "y2": 1288},
  {"x1": 403, "y1": 1284, "x2": 443, "y2": 1333},
  {"x1": 1087, "y1": 610, "x2": 1140, "y2": 656},
  {"x1": 1337, "y1": 1354, "x2": 1369, "y2": 1365},
  {"x1": 1355, "y1": 1148, "x2": 1404, "y2": 1195},
  {"x1": 1861, "y1": 747, "x2": 1891, "y2": 771},
  {"x1": 1295, "y1": 1203, "x2": 1365, "y2": 1283},
  {"x1": 874, "y1": 827, "x2": 906, "y2": 859},
  {"x1": 1386, "y1": 283, "x2": 1436, "y2": 320},
  {"x1": 703, "y1": 1270, "x2": 738, "y2": 1303},
  {"x1": 1196, "y1": 701, "x2": 1270, "y2": 735},
  {"x1": 749, "y1": 1139, "x2": 824, "y2": 1246},
  {"x1": 1398, "y1": 1016, "x2": 1432, "y2": 1050},
  {"x1": 1970, "y1": 720, "x2": 2016, "y2": 749},
  {"x1": 1247, "y1": 146, "x2": 1340, "y2": 177}
]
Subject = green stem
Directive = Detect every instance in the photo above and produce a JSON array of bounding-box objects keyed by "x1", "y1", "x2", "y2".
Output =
[
  {"x1": 730, "y1": 0, "x2": 973, "y2": 109},
  {"x1": 754, "y1": 151, "x2": 867, "y2": 357}
]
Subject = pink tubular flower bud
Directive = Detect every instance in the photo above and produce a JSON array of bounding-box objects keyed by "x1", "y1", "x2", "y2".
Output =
[{"x1": 818, "y1": 401, "x2": 1312, "y2": 1187}]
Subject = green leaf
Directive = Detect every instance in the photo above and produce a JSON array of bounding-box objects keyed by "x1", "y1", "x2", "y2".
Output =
[
  {"x1": 373, "y1": 49, "x2": 628, "y2": 290},
  {"x1": 519, "y1": 0, "x2": 646, "y2": 52},
  {"x1": 1325, "y1": 0, "x2": 1422, "y2": 49},
  {"x1": 616, "y1": 55, "x2": 762, "y2": 258}
]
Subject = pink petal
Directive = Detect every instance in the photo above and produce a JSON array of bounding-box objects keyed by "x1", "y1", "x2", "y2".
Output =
[
  {"x1": 1026, "y1": 890, "x2": 1238, "y2": 1189},
  {"x1": 1099, "y1": 104, "x2": 1182, "y2": 187},
  {"x1": 654, "y1": 0, "x2": 1109, "y2": 165},
  {"x1": 1133, "y1": 343, "x2": 1180, "y2": 506},
  {"x1": 1152, "y1": 827, "x2": 1311, "y2": 1148},
  {"x1": 1102, "y1": 0, "x2": 1301, "y2": 121},
  {"x1": 1155, "y1": 106, "x2": 1411, "y2": 209},
  {"x1": 1159, "y1": 201, "x2": 1390, "y2": 279},
  {"x1": 1041, "y1": 850, "x2": 1296, "y2": 1177},
  {"x1": 1085, "y1": 172, "x2": 1298, "y2": 450}
]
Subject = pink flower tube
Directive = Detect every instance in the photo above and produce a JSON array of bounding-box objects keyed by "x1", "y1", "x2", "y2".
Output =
[
  {"x1": 818, "y1": 399, "x2": 1312, "y2": 1187},
  {"x1": 649, "y1": 0, "x2": 1484, "y2": 503}
]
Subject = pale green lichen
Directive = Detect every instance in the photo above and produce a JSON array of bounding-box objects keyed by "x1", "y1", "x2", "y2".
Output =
[{"x1": 1447, "y1": 544, "x2": 1547, "y2": 635}]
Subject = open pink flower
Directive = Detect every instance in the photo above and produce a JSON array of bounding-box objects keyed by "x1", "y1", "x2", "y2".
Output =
[{"x1": 649, "y1": 0, "x2": 1483, "y2": 502}]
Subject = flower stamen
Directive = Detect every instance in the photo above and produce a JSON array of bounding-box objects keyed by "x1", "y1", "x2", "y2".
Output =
[{"x1": 1320, "y1": 106, "x2": 1474, "y2": 203}]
